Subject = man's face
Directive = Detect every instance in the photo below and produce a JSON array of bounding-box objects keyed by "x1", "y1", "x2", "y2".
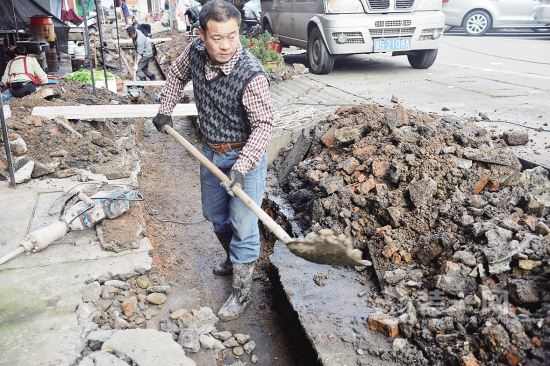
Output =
[{"x1": 199, "y1": 19, "x2": 240, "y2": 65}]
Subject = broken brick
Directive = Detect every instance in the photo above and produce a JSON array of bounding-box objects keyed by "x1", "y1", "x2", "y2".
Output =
[
  {"x1": 358, "y1": 178, "x2": 376, "y2": 194},
  {"x1": 383, "y1": 243, "x2": 398, "y2": 258},
  {"x1": 462, "y1": 354, "x2": 480, "y2": 366},
  {"x1": 371, "y1": 159, "x2": 390, "y2": 178},
  {"x1": 353, "y1": 145, "x2": 376, "y2": 156},
  {"x1": 320, "y1": 127, "x2": 337, "y2": 148},
  {"x1": 338, "y1": 157, "x2": 360, "y2": 175},
  {"x1": 473, "y1": 175, "x2": 489, "y2": 194},
  {"x1": 367, "y1": 312, "x2": 399, "y2": 338}
]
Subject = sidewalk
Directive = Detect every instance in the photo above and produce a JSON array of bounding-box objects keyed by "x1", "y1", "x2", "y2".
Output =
[{"x1": 0, "y1": 177, "x2": 152, "y2": 366}]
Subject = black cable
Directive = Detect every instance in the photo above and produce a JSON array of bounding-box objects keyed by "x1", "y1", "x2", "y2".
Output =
[{"x1": 483, "y1": 119, "x2": 550, "y2": 133}]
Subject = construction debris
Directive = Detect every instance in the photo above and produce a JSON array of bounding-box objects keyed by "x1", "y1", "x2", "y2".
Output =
[{"x1": 274, "y1": 103, "x2": 550, "y2": 365}]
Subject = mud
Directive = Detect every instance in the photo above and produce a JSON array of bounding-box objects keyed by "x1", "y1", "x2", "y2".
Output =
[{"x1": 274, "y1": 103, "x2": 550, "y2": 365}]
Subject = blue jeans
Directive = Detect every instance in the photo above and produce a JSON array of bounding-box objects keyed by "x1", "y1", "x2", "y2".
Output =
[{"x1": 200, "y1": 145, "x2": 267, "y2": 264}]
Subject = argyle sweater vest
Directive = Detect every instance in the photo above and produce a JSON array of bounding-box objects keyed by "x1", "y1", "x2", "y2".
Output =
[{"x1": 189, "y1": 39, "x2": 265, "y2": 144}]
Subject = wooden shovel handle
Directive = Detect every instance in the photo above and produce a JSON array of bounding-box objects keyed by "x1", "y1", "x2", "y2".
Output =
[{"x1": 164, "y1": 125, "x2": 293, "y2": 244}]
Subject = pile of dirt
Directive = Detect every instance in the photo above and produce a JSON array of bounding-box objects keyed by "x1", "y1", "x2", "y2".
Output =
[
  {"x1": 1, "y1": 81, "x2": 141, "y2": 181},
  {"x1": 274, "y1": 103, "x2": 550, "y2": 365},
  {"x1": 155, "y1": 31, "x2": 190, "y2": 75}
]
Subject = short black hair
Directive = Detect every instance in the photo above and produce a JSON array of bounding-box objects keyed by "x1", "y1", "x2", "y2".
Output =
[
  {"x1": 126, "y1": 26, "x2": 136, "y2": 36},
  {"x1": 199, "y1": 0, "x2": 241, "y2": 31},
  {"x1": 15, "y1": 46, "x2": 27, "y2": 55}
]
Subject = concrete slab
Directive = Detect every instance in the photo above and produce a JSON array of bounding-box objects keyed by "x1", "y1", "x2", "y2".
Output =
[{"x1": 270, "y1": 242, "x2": 397, "y2": 366}]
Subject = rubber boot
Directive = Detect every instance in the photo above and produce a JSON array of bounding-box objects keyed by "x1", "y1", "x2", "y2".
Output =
[
  {"x1": 218, "y1": 261, "x2": 255, "y2": 321},
  {"x1": 213, "y1": 231, "x2": 233, "y2": 276}
]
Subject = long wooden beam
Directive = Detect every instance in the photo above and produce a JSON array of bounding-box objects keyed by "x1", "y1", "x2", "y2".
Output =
[
  {"x1": 118, "y1": 38, "x2": 172, "y2": 45},
  {"x1": 31, "y1": 104, "x2": 198, "y2": 119},
  {"x1": 123, "y1": 80, "x2": 193, "y2": 91}
]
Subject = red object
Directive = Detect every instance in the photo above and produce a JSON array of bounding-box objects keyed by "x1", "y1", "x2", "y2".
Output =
[
  {"x1": 29, "y1": 16, "x2": 53, "y2": 26},
  {"x1": 268, "y1": 40, "x2": 282, "y2": 53},
  {"x1": 249, "y1": 40, "x2": 255, "y2": 47},
  {"x1": 442, "y1": 0, "x2": 449, "y2": 3},
  {"x1": 6, "y1": 56, "x2": 42, "y2": 87},
  {"x1": 62, "y1": 9, "x2": 83, "y2": 25}
]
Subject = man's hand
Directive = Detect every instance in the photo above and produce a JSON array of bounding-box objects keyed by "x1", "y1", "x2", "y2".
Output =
[
  {"x1": 221, "y1": 170, "x2": 244, "y2": 197},
  {"x1": 152, "y1": 113, "x2": 172, "y2": 133}
]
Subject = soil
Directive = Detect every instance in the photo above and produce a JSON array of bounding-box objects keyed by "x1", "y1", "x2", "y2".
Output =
[{"x1": 136, "y1": 116, "x2": 311, "y2": 365}]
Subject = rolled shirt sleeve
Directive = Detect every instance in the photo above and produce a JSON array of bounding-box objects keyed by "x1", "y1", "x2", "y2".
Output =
[{"x1": 158, "y1": 42, "x2": 192, "y2": 116}]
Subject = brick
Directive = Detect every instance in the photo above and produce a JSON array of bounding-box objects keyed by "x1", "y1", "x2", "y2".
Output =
[
  {"x1": 353, "y1": 145, "x2": 377, "y2": 156},
  {"x1": 473, "y1": 175, "x2": 489, "y2": 194},
  {"x1": 383, "y1": 243, "x2": 398, "y2": 258},
  {"x1": 320, "y1": 127, "x2": 337, "y2": 148},
  {"x1": 367, "y1": 312, "x2": 399, "y2": 338},
  {"x1": 358, "y1": 178, "x2": 376, "y2": 194},
  {"x1": 371, "y1": 159, "x2": 390, "y2": 178}
]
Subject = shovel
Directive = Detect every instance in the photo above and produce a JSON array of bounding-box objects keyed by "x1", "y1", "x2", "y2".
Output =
[{"x1": 164, "y1": 125, "x2": 371, "y2": 267}]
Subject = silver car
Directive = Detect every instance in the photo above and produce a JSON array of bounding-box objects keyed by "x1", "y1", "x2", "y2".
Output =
[
  {"x1": 442, "y1": 0, "x2": 550, "y2": 36},
  {"x1": 261, "y1": 0, "x2": 445, "y2": 74}
]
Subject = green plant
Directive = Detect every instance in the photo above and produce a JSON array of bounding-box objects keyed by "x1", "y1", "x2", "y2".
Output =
[
  {"x1": 65, "y1": 69, "x2": 115, "y2": 84},
  {"x1": 241, "y1": 31, "x2": 283, "y2": 70}
]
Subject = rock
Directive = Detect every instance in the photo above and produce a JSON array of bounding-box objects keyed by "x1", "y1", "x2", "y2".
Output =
[
  {"x1": 223, "y1": 337, "x2": 240, "y2": 348},
  {"x1": 147, "y1": 285, "x2": 171, "y2": 293},
  {"x1": 503, "y1": 130, "x2": 529, "y2": 146},
  {"x1": 356, "y1": 349, "x2": 364, "y2": 355},
  {"x1": 87, "y1": 351, "x2": 130, "y2": 366},
  {"x1": 121, "y1": 296, "x2": 138, "y2": 317},
  {"x1": 235, "y1": 333, "x2": 251, "y2": 345},
  {"x1": 9, "y1": 137, "x2": 27, "y2": 156},
  {"x1": 408, "y1": 177, "x2": 437, "y2": 208},
  {"x1": 427, "y1": 317, "x2": 454, "y2": 332},
  {"x1": 232, "y1": 346, "x2": 245, "y2": 356},
  {"x1": 178, "y1": 328, "x2": 201, "y2": 353},
  {"x1": 243, "y1": 340, "x2": 256, "y2": 354},
  {"x1": 367, "y1": 312, "x2": 399, "y2": 338},
  {"x1": 358, "y1": 178, "x2": 376, "y2": 194},
  {"x1": 452, "y1": 251, "x2": 477, "y2": 267},
  {"x1": 199, "y1": 334, "x2": 225, "y2": 350},
  {"x1": 518, "y1": 259, "x2": 542, "y2": 270},
  {"x1": 146, "y1": 292, "x2": 167, "y2": 305},
  {"x1": 75, "y1": 169, "x2": 108, "y2": 183},
  {"x1": 392, "y1": 338, "x2": 408, "y2": 351},
  {"x1": 385, "y1": 105, "x2": 409, "y2": 130},
  {"x1": 535, "y1": 221, "x2": 550, "y2": 235},
  {"x1": 96, "y1": 208, "x2": 145, "y2": 253},
  {"x1": 481, "y1": 323, "x2": 510, "y2": 352},
  {"x1": 196, "y1": 307, "x2": 218, "y2": 334},
  {"x1": 509, "y1": 279, "x2": 540, "y2": 304},
  {"x1": 391, "y1": 95, "x2": 399, "y2": 103},
  {"x1": 14, "y1": 161, "x2": 34, "y2": 184},
  {"x1": 335, "y1": 126, "x2": 362, "y2": 143},
  {"x1": 372, "y1": 159, "x2": 390, "y2": 178},
  {"x1": 82, "y1": 281, "x2": 101, "y2": 302},
  {"x1": 105, "y1": 280, "x2": 130, "y2": 290},
  {"x1": 338, "y1": 157, "x2": 360, "y2": 175},
  {"x1": 103, "y1": 329, "x2": 196, "y2": 365},
  {"x1": 143, "y1": 308, "x2": 157, "y2": 320},
  {"x1": 31, "y1": 161, "x2": 56, "y2": 178},
  {"x1": 319, "y1": 175, "x2": 344, "y2": 194},
  {"x1": 435, "y1": 261, "x2": 476, "y2": 296},
  {"x1": 101, "y1": 284, "x2": 117, "y2": 299},
  {"x1": 211, "y1": 330, "x2": 232, "y2": 341},
  {"x1": 384, "y1": 269, "x2": 407, "y2": 285},
  {"x1": 179, "y1": 310, "x2": 198, "y2": 328},
  {"x1": 320, "y1": 127, "x2": 337, "y2": 148},
  {"x1": 170, "y1": 308, "x2": 187, "y2": 320},
  {"x1": 87, "y1": 329, "x2": 114, "y2": 350},
  {"x1": 136, "y1": 275, "x2": 150, "y2": 289}
]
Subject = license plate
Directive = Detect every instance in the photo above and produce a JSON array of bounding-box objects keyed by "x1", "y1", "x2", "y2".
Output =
[{"x1": 373, "y1": 38, "x2": 411, "y2": 52}]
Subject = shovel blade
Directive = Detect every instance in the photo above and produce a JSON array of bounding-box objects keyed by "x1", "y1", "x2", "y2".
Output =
[{"x1": 286, "y1": 239, "x2": 372, "y2": 267}]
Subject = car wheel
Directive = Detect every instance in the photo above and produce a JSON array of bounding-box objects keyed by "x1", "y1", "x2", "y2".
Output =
[
  {"x1": 407, "y1": 49, "x2": 438, "y2": 69},
  {"x1": 463, "y1": 10, "x2": 492, "y2": 36},
  {"x1": 307, "y1": 27, "x2": 334, "y2": 75},
  {"x1": 263, "y1": 20, "x2": 273, "y2": 35}
]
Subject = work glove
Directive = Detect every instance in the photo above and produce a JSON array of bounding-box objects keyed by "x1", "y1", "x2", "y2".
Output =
[
  {"x1": 221, "y1": 170, "x2": 244, "y2": 197},
  {"x1": 152, "y1": 113, "x2": 172, "y2": 133}
]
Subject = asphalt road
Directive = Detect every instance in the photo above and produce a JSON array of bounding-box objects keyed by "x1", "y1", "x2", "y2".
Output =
[{"x1": 284, "y1": 31, "x2": 550, "y2": 168}]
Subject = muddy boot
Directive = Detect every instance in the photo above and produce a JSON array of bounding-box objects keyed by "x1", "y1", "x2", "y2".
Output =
[
  {"x1": 218, "y1": 261, "x2": 255, "y2": 321},
  {"x1": 213, "y1": 231, "x2": 233, "y2": 276}
]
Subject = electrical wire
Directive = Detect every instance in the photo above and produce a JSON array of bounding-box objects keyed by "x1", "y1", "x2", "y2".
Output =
[{"x1": 482, "y1": 119, "x2": 550, "y2": 133}]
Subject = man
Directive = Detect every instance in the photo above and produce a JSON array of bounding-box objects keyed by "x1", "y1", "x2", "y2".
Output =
[
  {"x1": 153, "y1": 0, "x2": 272, "y2": 321},
  {"x1": 126, "y1": 26, "x2": 156, "y2": 81},
  {"x1": 1, "y1": 46, "x2": 48, "y2": 98},
  {"x1": 121, "y1": 0, "x2": 130, "y2": 24}
]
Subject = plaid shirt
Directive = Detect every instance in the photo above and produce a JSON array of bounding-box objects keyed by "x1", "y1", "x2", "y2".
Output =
[{"x1": 159, "y1": 41, "x2": 273, "y2": 175}]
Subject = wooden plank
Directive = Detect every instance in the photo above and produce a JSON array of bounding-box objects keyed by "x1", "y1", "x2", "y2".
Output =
[
  {"x1": 118, "y1": 38, "x2": 172, "y2": 45},
  {"x1": 123, "y1": 80, "x2": 192, "y2": 91},
  {"x1": 31, "y1": 104, "x2": 198, "y2": 119}
]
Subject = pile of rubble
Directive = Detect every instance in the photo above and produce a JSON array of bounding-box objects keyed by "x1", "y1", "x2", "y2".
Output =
[
  {"x1": 276, "y1": 103, "x2": 549, "y2": 365},
  {"x1": 0, "y1": 81, "x2": 141, "y2": 182},
  {"x1": 80, "y1": 272, "x2": 260, "y2": 365}
]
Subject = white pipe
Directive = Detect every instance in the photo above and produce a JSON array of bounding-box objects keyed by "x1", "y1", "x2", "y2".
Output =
[{"x1": 0, "y1": 247, "x2": 25, "y2": 265}]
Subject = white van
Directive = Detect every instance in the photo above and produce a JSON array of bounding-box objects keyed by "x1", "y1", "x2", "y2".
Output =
[{"x1": 260, "y1": 0, "x2": 445, "y2": 74}]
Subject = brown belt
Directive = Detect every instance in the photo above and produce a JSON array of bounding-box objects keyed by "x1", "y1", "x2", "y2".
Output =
[{"x1": 207, "y1": 141, "x2": 246, "y2": 153}]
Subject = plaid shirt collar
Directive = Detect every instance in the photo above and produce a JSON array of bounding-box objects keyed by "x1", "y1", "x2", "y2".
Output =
[{"x1": 197, "y1": 42, "x2": 243, "y2": 76}]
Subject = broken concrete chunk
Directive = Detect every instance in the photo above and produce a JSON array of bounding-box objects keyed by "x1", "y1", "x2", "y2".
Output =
[
  {"x1": 31, "y1": 160, "x2": 56, "y2": 178},
  {"x1": 243, "y1": 340, "x2": 256, "y2": 354},
  {"x1": 503, "y1": 130, "x2": 529, "y2": 146},
  {"x1": 235, "y1": 333, "x2": 251, "y2": 345},
  {"x1": 385, "y1": 105, "x2": 409, "y2": 130},
  {"x1": 408, "y1": 177, "x2": 437, "y2": 208},
  {"x1": 14, "y1": 161, "x2": 34, "y2": 184},
  {"x1": 335, "y1": 126, "x2": 362, "y2": 143},
  {"x1": 319, "y1": 175, "x2": 344, "y2": 194},
  {"x1": 82, "y1": 281, "x2": 101, "y2": 302},
  {"x1": 211, "y1": 330, "x2": 232, "y2": 341},
  {"x1": 509, "y1": 279, "x2": 541, "y2": 304},
  {"x1": 223, "y1": 337, "x2": 240, "y2": 348},
  {"x1": 367, "y1": 312, "x2": 399, "y2": 338},
  {"x1": 452, "y1": 250, "x2": 477, "y2": 267},
  {"x1": 338, "y1": 157, "x2": 360, "y2": 175},
  {"x1": 178, "y1": 328, "x2": 201, "y2": 353},
  {"x1": 435, "y1": 261, "x2": 476, "y2": 296},
  {"x1": 199, "y1": 334, "x2": 225, "y2": 350},
  {"x1": 103, "y1": 329, "x2": 196, "y2": 365},
  {"x1": 9, "y1": 137, "x2": 27, "y2": 156}
]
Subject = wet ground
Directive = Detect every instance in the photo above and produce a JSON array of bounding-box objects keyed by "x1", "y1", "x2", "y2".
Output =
[{"x1": 137, "y1": 117, "x2": 317, "y2": 365}]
